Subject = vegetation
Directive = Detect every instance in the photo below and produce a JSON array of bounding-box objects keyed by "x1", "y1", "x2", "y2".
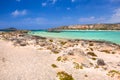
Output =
[
  {"x1": 57, "y1": 71, "x2": 74, "y2": 80},
  {"x1": 94, "y1": 65, "x2": 99, "y2": 68},
  {"x1": 57, "y1": 56, "x2": 62, "y2": 61},
  {"x1": 89, "y1": 48, "x2": 93, "y2": 51},
  {"x1": 107, "y1": 70, "x2": 120, "y2": 77},
  {"x1": 100, "y1": 50, "x2": 110, "y2": 54},
  {"x1": 49, "y1": 39, "x2": 53, "y2": 42},
  {"x1": 51, "y1": 64, "x2": 58, "y2": 68},
  {"x1": 89, "y1": 43, "x2": 94, "y2": 46},
  {"x1": 60, "y1": 41, "x2": 67, "y2": 45},
  {"x1": 52, "y1": 49, "x2": 59, "y2": 54},
  {"x1": 73, "y1": 62, "x2": 83, "y2": 69},
  {"x1": 84, "y1": 74, "x2": 88, "y2": 77},
  {"x1": 56, "y1": 56, "x2": 68, "y2": 62},
  {"x1": 87, "y1": 52, "x2": 97, "y2": 57},
  {"x1": 112, "y1": 51, "x2": 115, "y2": 54},
  {"x1": 91, "y1": 57, "x2": 96, "y2": 60}
]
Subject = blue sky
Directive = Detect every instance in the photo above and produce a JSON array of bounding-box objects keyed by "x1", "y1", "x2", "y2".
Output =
[{"x1": 0, "y1": 0, "x2": 120, "y2": 29}]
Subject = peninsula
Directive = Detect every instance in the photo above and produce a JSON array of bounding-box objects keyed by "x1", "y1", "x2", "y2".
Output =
[{"x1": 48, "y1": 23, "x2": 120, "y2": 31}]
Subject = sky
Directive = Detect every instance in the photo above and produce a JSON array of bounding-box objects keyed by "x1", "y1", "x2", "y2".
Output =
[{"x1": 0, "y1": 0, "x2": 120, "y2": 29}]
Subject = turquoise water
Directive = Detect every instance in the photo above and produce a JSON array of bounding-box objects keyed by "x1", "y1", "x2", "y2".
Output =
[{"x1": 29, "y1": 30, "x2": 120, "y2": 44}]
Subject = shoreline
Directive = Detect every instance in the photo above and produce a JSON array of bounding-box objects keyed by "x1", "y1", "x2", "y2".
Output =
[
  {"x1": 29, "y1": 33, "x2": 120, "y2": 47},
  {"x1": 0, "y1": 31, "x2": 120, "y2": 80},
  {"x1": 28, "y1": 30, "x2": 120, "y2": 45}
]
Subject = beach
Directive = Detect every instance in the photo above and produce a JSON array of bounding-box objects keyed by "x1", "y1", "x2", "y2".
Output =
[{"x1": 0, "y1": 31, "x2": 120, "y2": 80}]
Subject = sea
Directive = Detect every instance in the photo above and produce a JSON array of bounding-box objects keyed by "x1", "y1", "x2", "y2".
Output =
[{"x1": 29, "y1": 30, "x2": 120, "y2": 44}]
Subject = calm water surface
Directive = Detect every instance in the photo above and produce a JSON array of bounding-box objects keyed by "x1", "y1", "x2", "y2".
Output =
[{"x1": 29, "y1": 30, "x2": 120, "y2": 44}]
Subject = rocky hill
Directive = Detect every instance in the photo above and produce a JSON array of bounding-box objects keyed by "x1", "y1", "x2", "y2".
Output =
[{"x1": 48, "y1": 23, "x2": 120, "y2": 31}]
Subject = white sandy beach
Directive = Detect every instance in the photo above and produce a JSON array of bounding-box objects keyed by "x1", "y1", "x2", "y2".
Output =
[{"x1": 0, "y1": 31, "x2": 120, "y2": 80}]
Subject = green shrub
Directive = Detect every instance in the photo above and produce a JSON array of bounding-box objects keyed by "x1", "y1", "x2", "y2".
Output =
[
  {"x1": 87, "y1": 52, "x2": 97, "y2": 57},
  {"x1": 89, "y1": 48, "x2": 93, "y2": 51},
  {"x1": 60, "y1": 41, "x2": 67, "y2": 45},
  {"x1": 57, "y1": 71, "x2": 74, "y2": 80},
  {"x1": 107, "y1": 70, "x2": 120, "y2": 77},
  {"x1": 91, "y1": 57, "x2": 96, "y2": 60},
  {"x1": 51, "y1": 64, "x2": 58, "y2": 68},
  {"x1": 49, "y1": 39, "x2": 53, "y2": 42},
  {"x1": 94, "y1": 65, "x2": 99, "y2": 68},
  {"x1": 101, "y1": 50, "x2": 110, "y2": 54},
  {"x1": 112, "y1": 52, "x2": 115, "y2": 54},
  {"x1": 57, "y1": 56, "x2": 62, "y2": 61},
  {"x1": 89, "y1": 43, "x2": 94, "y2": 46},
  {"x1": 84, "y1": 74, "x2": 88, "y2": 77},
  {"x1": 52, "y1": 50, "x2": 59, "y2": 54},
  {"x1": 73, "y1": 62, "x2": 83, "y2": 69}
]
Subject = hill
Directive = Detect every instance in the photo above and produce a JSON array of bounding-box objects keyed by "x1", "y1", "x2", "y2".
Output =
[{"x1": 48, "y1": 23, "x2": 120, "y2": 31}]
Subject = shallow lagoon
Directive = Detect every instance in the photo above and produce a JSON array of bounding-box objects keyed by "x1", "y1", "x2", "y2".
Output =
[{"x1": 29, "y1": 30, "x2": 120, "y2": 44}]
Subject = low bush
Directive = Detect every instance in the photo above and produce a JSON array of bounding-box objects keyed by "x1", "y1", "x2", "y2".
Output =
[
  {"x1": 57, "y1": 71, "x2": 74, "y2": 80},
  {"x1": 51, "y1": 64, "x2": 58, "y2": 68},
  {"x1": 87, "y1": 52, "x2": 97, "y2": 57}
]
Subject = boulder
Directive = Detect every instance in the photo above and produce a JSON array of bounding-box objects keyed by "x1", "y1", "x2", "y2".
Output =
[{"x1": 97, "y1": 59, "x2": 106, "y2": 66}]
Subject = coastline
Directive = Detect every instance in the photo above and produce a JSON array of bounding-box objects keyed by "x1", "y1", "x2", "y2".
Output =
[
  {"x1": 60, "y1": 29, "x2": 120, "y2": 31},
  {"x1": 28, "y1": 32, "x2": 120, "y2": 47},
  {"x1": 0, "y1": 31, "x2": 120, "y2": 80},
  {"x1": 28, "y1": 30, "x2": 120, "y2": 45}
]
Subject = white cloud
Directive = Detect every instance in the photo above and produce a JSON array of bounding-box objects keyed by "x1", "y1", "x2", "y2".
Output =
[
  {"x1": 51, "y1": 0, "x2": 57, "y2": 4},
  {"x1": 41, "y1": 0, "x2": 57, "y2": 7},
  {"x1": 11, "y1": 10, "x2": 27, "y2": 17},
  {"x1": 67, "y1": 8, "x2": 71, "y2": 10},
  {"x1": 108, "y1": 8, "x2": 120, "y2": 23},
  {"x1": 42, "y1": 3, "x2": 47, "y2": 7},
  {"x1": 16, "y1": 0, "x2": 21, "y2": 2},
  {"x1": 79, "y1": 16, "x2": 105, "y2": 23},
  {"x1": 71, "y1": 0, "x2": 75, "y2": 2}
]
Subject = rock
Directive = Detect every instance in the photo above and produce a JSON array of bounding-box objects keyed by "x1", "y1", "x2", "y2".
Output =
[
  {"x1": 117, "y1": 62, "x2": 120, "y2": 66},
  {"x1": 20, "y1": 42, "x2": 27, "y2": 46},
  {"x1": 69, "y1": 48, "x2": 86, "y2": 56},
  {"x1": 97, "y1": 59, "x2": 106, "y2": 66}
]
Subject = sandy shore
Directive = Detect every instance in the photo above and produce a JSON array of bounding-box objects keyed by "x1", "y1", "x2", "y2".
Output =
[{"x1": 0, "y1": 31, "x2": 120, "y2": 80}]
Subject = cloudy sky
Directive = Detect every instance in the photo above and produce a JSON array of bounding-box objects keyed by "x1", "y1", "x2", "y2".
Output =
[{"x1": 0, "y1": 0, "x2": 120, "y2": 29}]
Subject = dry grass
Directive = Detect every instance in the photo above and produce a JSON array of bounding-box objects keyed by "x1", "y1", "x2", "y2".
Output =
[
  {"x1": 89, "y1": 43, "x2": 94, "y2": 46},
  {"x1": 94, "y1": 65, "x2": 99, "y2": 68},
  {"x1": 91, "y1": 57, "x2": 97, "y2": 60},
  {"x1": 87, "y1": 52, "x2": 97, "y2": 57},
  {"x1": 73, "y1": 62, "x2": 83, "y2": 69},
  {"x1": 84, "y1": 74, "x2": 88, "y2": 77},
  {"x1": 57, "y1": 56, "x2": 62, "y2": 61},
  {"x1": 57, "y1": 71, "x2": 74, "y2": 80},
  {"x1": 107, "y1": 70, "x2": 120, "y2": 77},
  {"x1": 51, "y1": 64, "x2": 58, "y2": 68},
  {"x1": 60, "y1": 41, "x2": 67, "y2": 45},
  {"x1": 100, "y1": 50, "x2": 110, "y2": 54}
]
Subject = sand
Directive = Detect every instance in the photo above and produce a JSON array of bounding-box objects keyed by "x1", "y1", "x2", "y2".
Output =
[{"x1": 0, "y1": 31, "x2": 120, "y2": 80}]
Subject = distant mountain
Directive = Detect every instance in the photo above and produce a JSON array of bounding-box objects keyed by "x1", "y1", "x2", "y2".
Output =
[
  {"x1": 0, "y1": 27, "x2": 17, "y2": 31},
  {"x1": 48, "y1": 23, "x2": 120, "y2": 31}
]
